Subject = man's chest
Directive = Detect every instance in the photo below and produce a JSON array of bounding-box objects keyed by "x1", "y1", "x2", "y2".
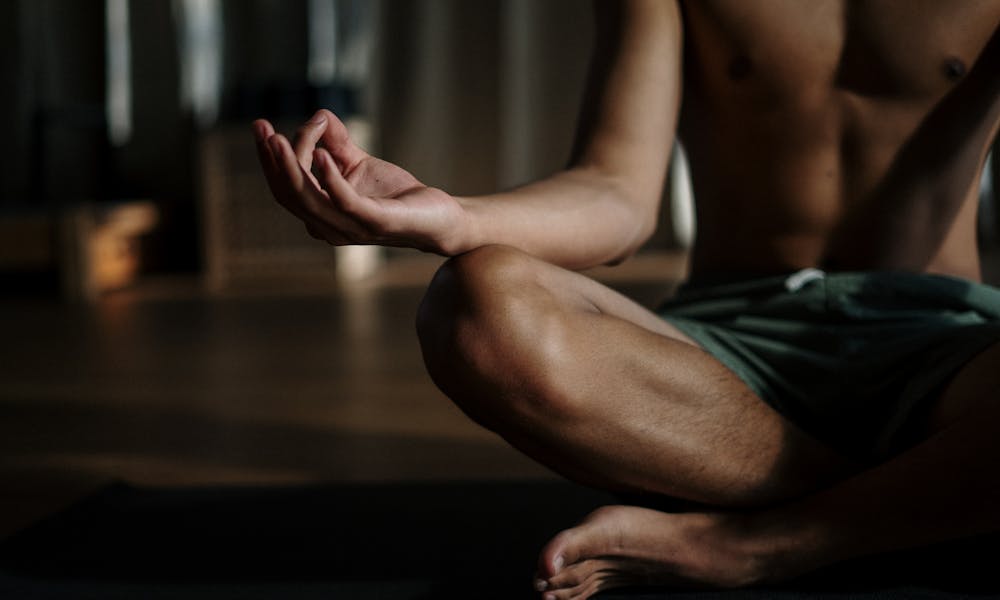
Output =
[{"x1": 681, "y1": 0, "x2": 999, "y2": 102}]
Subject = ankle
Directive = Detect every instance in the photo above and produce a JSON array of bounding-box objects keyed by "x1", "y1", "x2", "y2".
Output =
[{"x1": 732, "y1": 506, "x2": 835, "y2": 584}]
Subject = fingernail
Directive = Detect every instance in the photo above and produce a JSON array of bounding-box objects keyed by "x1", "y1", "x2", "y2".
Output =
[
  {"x1": 544, "y1": 593, "x2": 556, "y2": 600},
  {"x1": 553, "y1": 555, "x2": 564, "y2": 571},
  {"x1": 308, "y1": 111, "x2": 327, "y2": 125},
  {"x1": 534, "y1": 579, "x2": 548, "y2": 592}
]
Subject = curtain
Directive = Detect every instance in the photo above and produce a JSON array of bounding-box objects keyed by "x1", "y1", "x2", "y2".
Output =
[
  {"x1": 371, "y1": 1, "x2": 684, "y2": 248},
  {"x1": 372, "y1": 0, "x2": 593, "y2": 195}
]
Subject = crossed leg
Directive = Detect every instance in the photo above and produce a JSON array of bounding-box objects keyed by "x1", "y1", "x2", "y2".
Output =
[
  {"x1": 525, "y1": 307, "x2": 1000, "y2": 599},
  {"x1": 416, "y1": 245, "x2": 859, "y2": 595}
]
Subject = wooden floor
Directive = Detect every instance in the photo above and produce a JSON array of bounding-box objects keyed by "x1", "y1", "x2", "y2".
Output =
[
  {"x1": 0, "y1": 252, "x2": 687, "y2": 540},
  {"x1": 4, "y1": 247, "x2": 999, "y2": 542}
]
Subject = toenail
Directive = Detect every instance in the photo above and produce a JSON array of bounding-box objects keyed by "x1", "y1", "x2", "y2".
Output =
[{"x1": 534, "y1": 578, "x2": 548, "y2": 591}]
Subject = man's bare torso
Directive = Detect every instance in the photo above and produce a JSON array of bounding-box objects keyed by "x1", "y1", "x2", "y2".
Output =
[{"x1": 678, "y1": 0, "x2": 1000, "y2": 281}]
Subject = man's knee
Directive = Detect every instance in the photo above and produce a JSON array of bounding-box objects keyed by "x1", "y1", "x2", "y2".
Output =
[
  {"x1": 416, "y1": 244, "x2": 533, "y2": 347},
  {"x1": 416, "y1": 245, "x2": 578, "y2": 423},
  {"x1": 416, "y1": 245, "x2": 553, "y2": 376}
]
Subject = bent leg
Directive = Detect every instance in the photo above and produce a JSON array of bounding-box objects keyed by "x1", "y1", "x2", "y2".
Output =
[
  {"x1": 737, "y1": 339, "x2": 1000, "y2": 581},
  {"x1": 532, "y1": 323, "x2": 1000, "y2": 599},
  {"x1": 549, "y1": 337, "x2": 1000, "y2": 598},
  {"x1": 416, "y1": 245, "x2": 855, "y2": 508}
]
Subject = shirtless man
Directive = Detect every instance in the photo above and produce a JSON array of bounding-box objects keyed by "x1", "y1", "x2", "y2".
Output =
[{"x1": 253, "y1": 1, "x2": 1000, "y2": 597}]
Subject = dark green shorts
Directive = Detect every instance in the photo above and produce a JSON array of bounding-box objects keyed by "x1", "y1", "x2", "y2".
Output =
[{"x1": 659, "y1": 270, "x2": 1000, "y2": 462}]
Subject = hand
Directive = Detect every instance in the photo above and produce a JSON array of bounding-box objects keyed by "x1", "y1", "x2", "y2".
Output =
[{"x1": 253, "y1": 110, "x2": 473, "y2": 255}]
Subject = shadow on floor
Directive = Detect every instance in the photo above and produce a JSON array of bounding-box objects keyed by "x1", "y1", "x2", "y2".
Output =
[{"x1": 1, "y1": 481, "x2": 998, "y2": 599}]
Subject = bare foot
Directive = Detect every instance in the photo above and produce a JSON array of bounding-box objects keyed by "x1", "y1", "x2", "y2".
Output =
[{"x1": 534, "y1": 505, "x2": 772, "y2": 599}]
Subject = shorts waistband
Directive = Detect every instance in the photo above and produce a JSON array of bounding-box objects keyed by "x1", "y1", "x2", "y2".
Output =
[{"x1": 673, "y1": 269, "x2": 996, "y2": 305}]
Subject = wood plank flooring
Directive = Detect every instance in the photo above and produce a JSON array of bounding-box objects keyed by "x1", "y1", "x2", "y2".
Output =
[
  {"x1": 3, "y1": 247, "x2": 997, "y2": 542},
  {"x1": 0, "y1": 252, "x2": 686, "y2": 540}
]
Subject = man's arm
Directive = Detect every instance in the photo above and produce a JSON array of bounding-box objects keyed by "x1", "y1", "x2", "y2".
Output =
[{"x1": 254, "y1": 0, "x2": 682, "y2": 270}]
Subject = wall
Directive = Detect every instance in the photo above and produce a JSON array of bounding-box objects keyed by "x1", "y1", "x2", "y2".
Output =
[{"x1": 1, "y1": 0, "x2": 685, "y2": 279}]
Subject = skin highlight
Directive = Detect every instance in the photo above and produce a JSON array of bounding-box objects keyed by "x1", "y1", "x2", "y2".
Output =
[{"x1": 254, "y1": 1, "x2": 1000, "y2": 598}]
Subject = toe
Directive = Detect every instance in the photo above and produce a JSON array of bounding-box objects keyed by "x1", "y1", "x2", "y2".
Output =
[
  {"x1": 540, "y1": 507, "x2": 623, "y2": 578},
  {"x1": 547, "y1": 569, "x2": 614, "y2": 600},
  {"x1": 545, "y1": 505, "x2": 637, "y2": 574},
  {"x1": 546, "y1": 558, "x2": 607, "y2": 590},
  {"x1": 538, "y1": 528, "x2": 574, "y2": 578}
]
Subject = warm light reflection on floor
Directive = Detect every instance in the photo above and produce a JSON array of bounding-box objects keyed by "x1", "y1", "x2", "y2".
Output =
[{"x1": 0, "y1": 252, "x2": 687, "y2": 538}]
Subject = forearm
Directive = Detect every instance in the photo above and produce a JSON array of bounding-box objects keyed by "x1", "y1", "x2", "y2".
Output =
[
  {"x1": 454, "y1": 166, "x2": 657, "y2": 270},
  {"x1": 444, "y1": 0, "x2": 681, "y2": 271},
  {"x1": 255, "y1": 0, "x2": 679, "y2": 267},
  {"x1": 751, "y1": 401, "x2": 1000, "y2": 579}
]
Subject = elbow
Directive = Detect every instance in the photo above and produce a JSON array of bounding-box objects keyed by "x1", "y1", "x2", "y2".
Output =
[
  {"x1": 573, "y1": 166, "x2": 662, "y2": 267},
  {"x1": 605, "y1": 200, "x2": 659, "y2": 266}
]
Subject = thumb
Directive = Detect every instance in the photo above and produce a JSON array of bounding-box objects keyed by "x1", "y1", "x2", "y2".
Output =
[{"x1": 315, "y1": 109, "x2": 368, "y2": 170}]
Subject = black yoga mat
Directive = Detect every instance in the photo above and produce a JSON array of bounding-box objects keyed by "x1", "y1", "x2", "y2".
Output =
[{"x1": 1, "y1": 481, "x2": 997, "y2": 599}]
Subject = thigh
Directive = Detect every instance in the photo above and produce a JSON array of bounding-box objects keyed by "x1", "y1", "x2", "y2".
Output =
[
  {"x1": 419, "y1": 246, "x2": 855, "y2": 507},
  {"x1": 529, "y1": 259, "x2": 701, "y2": 347}
]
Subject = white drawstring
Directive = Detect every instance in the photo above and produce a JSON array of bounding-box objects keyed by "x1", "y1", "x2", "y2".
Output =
[{"x1": 785, "y1": 268, "x2": 826, "y2": 292}]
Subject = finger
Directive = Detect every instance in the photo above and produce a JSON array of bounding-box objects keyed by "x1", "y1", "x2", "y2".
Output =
[
  {"x1": 314, "y1": 109, "x2": 368, "y2": 170},
  {"x1": 252, "y1": 119, "x2": 275, "y2": 145},
  {"x1": 258, "y1": 127, "x2": 364, "y2": 244},
  {"x1": 255, "y1": 121, "x2": 318, "y2": 223},
  {"x1": 253, "y1": 119, "x2": 280, "y2": 183},
  {"x1": 256, "y1": 124, "x2": 319, "y2": 226},
  {"x1": 266, "y1": 133, "x2": 318, "y2": 221},
  {"x1": 292, "y1": 111, "x2": 329, "y2": 172},
  {"x1": 271, "y1": 133, "x2": 333, "y2": 217},
  {"x1": 272, "y1": 134, "x2": 374, "y2": 241},
  {"x1": 252, "y1": 118, "x2": 274, "y2": 139},
  {"x1": 313, "y1": 147, "x2": 390, "y2": 236},
  {"x1": 269, "y1": 133, "x2": 305, "y2": 190}
]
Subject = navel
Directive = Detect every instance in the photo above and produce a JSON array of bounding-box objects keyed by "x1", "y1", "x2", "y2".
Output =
[
  {"x1": 727, "y1": 55, "x2": 753, "y2": 81},
  {"x1": 943, "y1": 56, "x2": 967, "y2": 81}
]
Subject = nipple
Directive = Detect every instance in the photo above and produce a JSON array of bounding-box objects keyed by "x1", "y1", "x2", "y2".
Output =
[{"x1": 943, "y1": 57, "x2": 966, "y2": 81}]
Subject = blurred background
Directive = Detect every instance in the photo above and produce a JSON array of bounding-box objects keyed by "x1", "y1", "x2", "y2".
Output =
[
  {"x1": 0, "y1": 1, "x2": 998, "y2": 589},
  {"x1": 0, "y1": 0, "x2": 695, "y2": 552},
  {"x1": 0, "y1": 0, "x2": 692, "y2": 300},
  {"x1": 3, "y1": 0, "x2": 995, "y2": 301}
]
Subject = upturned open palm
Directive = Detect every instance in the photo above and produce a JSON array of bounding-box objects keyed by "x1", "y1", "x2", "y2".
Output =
[
  {"x1": 255, "y1": 110, "x2": 470, "y2": 256},
  {"x1": 337, "y1": 152, "x2": 469, "y2": 254}
]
